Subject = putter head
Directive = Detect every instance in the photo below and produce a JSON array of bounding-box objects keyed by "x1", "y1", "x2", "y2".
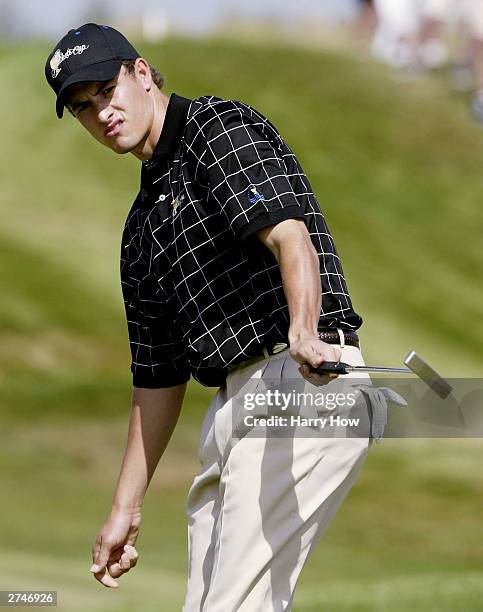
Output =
[{"x1": 404, "y1": 351, "x2": 453, "y2": 399}]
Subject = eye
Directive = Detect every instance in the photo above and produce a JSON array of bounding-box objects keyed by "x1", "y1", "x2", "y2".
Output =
[
  {"x1": 102, "y1": 85, "x2": 115, "y2": 96},
  {"x1": 76, "y1": 102, "x2": 90, "y2": 115}
]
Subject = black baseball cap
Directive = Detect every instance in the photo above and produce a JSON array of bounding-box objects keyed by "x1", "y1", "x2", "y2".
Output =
[{"x1": 45, "y1": 23, "x2": 140, "y2": 118}]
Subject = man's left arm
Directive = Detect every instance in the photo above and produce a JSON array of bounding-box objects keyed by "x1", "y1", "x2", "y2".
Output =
[{"x1": 257, "y1": 218, "x2": 341, "y2": 384}]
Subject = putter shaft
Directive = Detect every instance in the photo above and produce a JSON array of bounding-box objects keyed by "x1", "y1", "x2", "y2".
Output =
[
  {"x1": 312, "y1": 352, "x2": 453, "y2": 400},
  {"x1": 345, "y1": 365, "x2": 411, "y2": 374}
]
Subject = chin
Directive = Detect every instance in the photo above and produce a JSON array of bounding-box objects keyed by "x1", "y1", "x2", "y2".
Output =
[
  {"x1": 111, "y1": 144, "x2": 132, "y2": 155},
  {"x1": 108, "y1": 137, "x2": 136, "y2": 155}
]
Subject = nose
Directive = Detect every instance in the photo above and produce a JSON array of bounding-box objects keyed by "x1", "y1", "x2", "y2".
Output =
[{"x1": 97, "y1": 101, "x2": 114, "y2": 125}]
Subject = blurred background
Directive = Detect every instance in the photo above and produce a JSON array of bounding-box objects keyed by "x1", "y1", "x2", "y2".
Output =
[{"x1": 1, "y1": 1, "x2": 483, "y2": 610}]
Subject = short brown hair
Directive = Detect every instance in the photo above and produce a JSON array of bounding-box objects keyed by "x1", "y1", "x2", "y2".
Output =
[{"x1": 122, "y1": 59, "x2": 165, "y2": 90}]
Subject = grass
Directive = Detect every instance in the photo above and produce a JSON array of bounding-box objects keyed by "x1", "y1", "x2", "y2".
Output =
[{"x1": 1, "y1": 35, "x2": 483, "y2": 610}]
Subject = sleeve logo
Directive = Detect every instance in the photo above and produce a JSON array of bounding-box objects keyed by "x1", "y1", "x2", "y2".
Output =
[{"x1": 248, "y1": 185, "x2": 266, "y2": 204}]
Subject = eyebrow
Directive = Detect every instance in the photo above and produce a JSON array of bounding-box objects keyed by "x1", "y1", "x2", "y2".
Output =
[{"x1": 69, "y1": 81, "x2": 112, "y2": 112}]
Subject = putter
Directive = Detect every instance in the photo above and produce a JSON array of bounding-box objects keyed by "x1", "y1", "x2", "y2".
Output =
[{"x1": 311, "y1": 350, "x2": 453, "y2": 399}]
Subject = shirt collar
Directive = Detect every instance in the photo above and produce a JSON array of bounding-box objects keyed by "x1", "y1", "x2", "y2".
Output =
[{"x1": 143, "y1": 92, "x2": 192, "y2": 167}]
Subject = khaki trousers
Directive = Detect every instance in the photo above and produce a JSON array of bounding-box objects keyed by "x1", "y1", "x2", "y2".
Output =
[{"x1": 183, "y1": 342, "x2": 372, "y2": 612}]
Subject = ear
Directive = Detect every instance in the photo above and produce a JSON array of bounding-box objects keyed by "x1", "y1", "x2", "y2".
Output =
[{"x1": 134, "y1": 57, "x2": 153, "y2": 93}]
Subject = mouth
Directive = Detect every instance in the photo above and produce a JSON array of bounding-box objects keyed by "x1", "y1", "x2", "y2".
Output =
[{"x1": 105, "y1": 119, "x2": 123, "y2": 138}]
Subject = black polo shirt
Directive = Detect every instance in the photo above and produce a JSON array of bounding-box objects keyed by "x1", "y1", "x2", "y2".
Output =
[{"x1": 120, "y1": 93, "x2": 363, "y2": 388}]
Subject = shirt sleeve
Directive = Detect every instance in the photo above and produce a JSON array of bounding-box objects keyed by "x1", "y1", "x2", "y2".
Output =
[
  {"x1": 202, "y1": 103, "x2": 306, "y2": 241},
  {"x1": 125, "y1": 298, "x2": 191, "y2": 388},
  {"x1": 121, "y1": 214, "x2": 191, "y2": 389}
]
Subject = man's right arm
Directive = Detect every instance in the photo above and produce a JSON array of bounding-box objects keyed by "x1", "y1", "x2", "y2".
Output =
[
  {"x1": 90, "y1": 383, "x2": 186, "y2": 588},
  {"x1": 113, "y1": 384, "x2": 186, "y2": 511}
]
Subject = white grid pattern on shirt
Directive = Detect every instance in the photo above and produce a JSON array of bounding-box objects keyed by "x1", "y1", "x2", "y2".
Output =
[{"x1": 120, "y1": 95, "x2": 362, "y2": 388}]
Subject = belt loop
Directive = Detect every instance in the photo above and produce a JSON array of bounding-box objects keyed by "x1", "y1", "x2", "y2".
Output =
[
  {"x1": 262, "y1": 346, "x2": 270, "y2": 359},
  {"x1": 336, "y1": 328, "x2": 345, "y2": 349}
]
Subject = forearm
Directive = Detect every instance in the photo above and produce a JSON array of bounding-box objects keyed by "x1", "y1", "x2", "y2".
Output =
[
  {"x1": 278, "y1": 231, "x2": 321, "y2": 344},
  {"x1": 257, "y1": 218, "x2": 341, "y2": 379},
  {"x1": 258, "y1": 219, "x2": 321, "y2": 343},
  {"x1": 112, "y1": 384, "x2": 186, "y2": 512}
]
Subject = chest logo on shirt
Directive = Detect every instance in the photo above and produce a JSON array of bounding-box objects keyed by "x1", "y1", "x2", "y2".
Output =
[
  {"x1": 172, "y1": 193, "x2": 186, "y2": 214},
  {"x1": 248, "y1": 185, "x2": 266, "y2": 205}
]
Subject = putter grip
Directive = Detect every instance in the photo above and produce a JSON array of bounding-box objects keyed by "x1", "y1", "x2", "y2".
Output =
[{"x1": 311, "y1": 361, "x2": 350, "y2": 375}]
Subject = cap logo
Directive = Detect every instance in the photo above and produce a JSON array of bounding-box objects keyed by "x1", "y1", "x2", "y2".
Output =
[{"x1": 50, "y1": 44, "x2": 90, "y2": 78}]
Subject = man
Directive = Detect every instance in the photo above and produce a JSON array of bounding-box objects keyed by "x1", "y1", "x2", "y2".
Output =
[{"x1": 45, "y1": 23, "x2": 373, "y2": 611}]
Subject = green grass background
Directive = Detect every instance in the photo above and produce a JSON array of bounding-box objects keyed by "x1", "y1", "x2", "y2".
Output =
[{"x1": 1, "y1": 36, "x2": 483, "y2": 611}]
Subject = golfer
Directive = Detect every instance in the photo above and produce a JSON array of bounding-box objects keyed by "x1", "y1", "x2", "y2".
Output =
[{"x1": 45, "y1": 23, "x2": 373, "y2": 611}]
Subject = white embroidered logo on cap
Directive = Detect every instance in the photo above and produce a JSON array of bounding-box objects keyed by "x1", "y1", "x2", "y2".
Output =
[
  {"x1": 50, "y1": 44, "x2": 90, "y2": 78},
  {"x1": 50, "y1": 50, "x2": 62, "y2": 78}
]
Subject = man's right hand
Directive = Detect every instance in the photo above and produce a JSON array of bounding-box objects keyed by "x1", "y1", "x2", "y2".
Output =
[
  {"x1": 89, "y1": 385, "x2": 185, "y2": 588},
  {"x1": 90, "y1": 509, "x2": 141, "y2": 588}
]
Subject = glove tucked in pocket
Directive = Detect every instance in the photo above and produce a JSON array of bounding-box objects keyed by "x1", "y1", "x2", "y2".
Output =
[{"x1": 352, "y1": 385, "x2": 408, "y2": 442}]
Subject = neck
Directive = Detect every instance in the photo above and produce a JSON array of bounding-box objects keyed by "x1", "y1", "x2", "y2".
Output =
[{"x1": 132, "y1": 89, "x2": 170, "y2": 162}]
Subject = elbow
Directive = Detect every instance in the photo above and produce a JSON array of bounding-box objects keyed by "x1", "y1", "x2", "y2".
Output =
[{"x1": 257, "y1": 218, "x2": 313, "y2": 261}]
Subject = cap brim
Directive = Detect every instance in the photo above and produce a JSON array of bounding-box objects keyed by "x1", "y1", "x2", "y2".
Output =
[{"x1": 56, "y1": 58, "x2": 123, "y2": 118}]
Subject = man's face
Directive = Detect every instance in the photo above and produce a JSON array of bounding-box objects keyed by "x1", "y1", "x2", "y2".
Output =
[{"x1": 65, "y1": 62, "x2": 153, "y2": 155}]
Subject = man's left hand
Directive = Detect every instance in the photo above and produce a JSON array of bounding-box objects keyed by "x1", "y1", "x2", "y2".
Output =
[{"x1": 289, "y1": 337, "x2": 342, "y2": 386}]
